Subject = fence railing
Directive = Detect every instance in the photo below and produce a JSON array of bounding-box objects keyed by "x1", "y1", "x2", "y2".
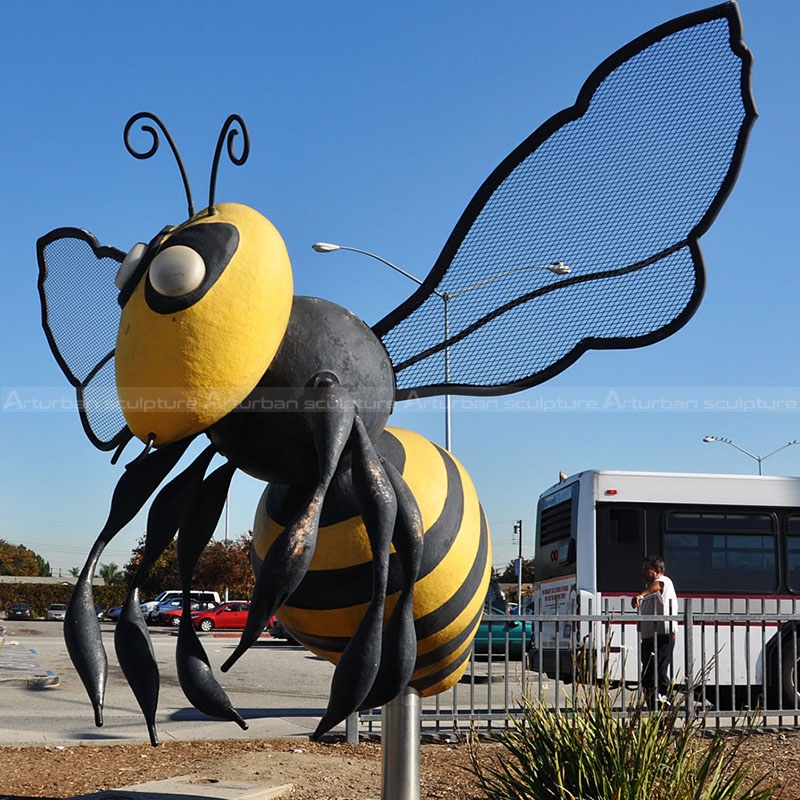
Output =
[{"x1": 357, "y1": 604, "x2": 800, "y2": 737}]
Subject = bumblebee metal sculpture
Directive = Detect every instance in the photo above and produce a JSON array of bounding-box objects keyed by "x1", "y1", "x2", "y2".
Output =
[{"x1": 37, "y1": 3, "x2": 755, "y2": 745}]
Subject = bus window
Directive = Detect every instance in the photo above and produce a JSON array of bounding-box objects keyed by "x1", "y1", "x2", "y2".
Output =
[
  {"x1": 540, "y1": 499, "x2": 572, "y2": 545},
  {"x1": 596, "y1": 506, "x2": 645, "y2": 592},
  {"x1": 664, "y1": 511, "x2": 777, "y2": 593},
  {"x1": 786, "y1": 519, "x2": 800, "y2": 592},
  {"x1": 536, "y1": 493, "x2": 576, "y2": 582}
]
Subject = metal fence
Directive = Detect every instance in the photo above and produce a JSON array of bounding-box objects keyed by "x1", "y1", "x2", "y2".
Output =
[{"x1": 358, "y1": 603, "x2": 800, "y2": 737}]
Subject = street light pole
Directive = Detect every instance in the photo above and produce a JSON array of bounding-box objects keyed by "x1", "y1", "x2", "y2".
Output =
[
  {"x1": 312, "y1": 242, "x2": 571, "y2": 453},
  {"x1": 702, "y1": 435, "x2": 800, "y2": 475},
  {"x1": 514, "y1": 519, "x2": 523, "y2": 611}
]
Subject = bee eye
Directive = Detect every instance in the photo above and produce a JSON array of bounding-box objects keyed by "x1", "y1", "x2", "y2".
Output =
[
  {"x1": 115, "y1": 242, "x2": 147, "y2": 290},
  {"x1": 148, "y1": 245, "x2": 207, "y2": 297}
]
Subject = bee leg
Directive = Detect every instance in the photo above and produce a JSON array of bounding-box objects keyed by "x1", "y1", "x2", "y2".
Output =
[
  {"x1": 222, "y1": 378, "x2": 354, "y2": 672},
  {"x1": 312, "y1": 412, "x2": 398, "y2": 740},
  {"x1": 360, "y1": 459, "x2": 424, "y2": 710},
  {"x1": 65, "y1": 437, "x2": 194, "y2": 728},
  {"x1": 114, "y1": 588, "x2": 160, "y2": 745},
  {"x1": 114, "y1": 444, "x2": 217, "y2": 746},
  {"x1": 174, "y1": 462, "x2": 247, "y2": 728}
]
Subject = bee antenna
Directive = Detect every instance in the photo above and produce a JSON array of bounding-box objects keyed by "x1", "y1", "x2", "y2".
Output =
[
  {"x1": 124, "y1": 112, "x2": 195, "y2": 218},
  {"x1": 208, "y1": 114, "x2": 250, "y2": 215}
]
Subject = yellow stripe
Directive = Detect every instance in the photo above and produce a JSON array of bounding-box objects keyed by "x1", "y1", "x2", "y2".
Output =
[{"x1": 383, "y1": 428, "x2": 448, "y2": 531}]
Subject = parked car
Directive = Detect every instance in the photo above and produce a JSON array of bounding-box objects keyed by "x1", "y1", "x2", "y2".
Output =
[
  {"x1": 46, "y1": 603, "x2": 67, "y2": 621},
  {"x1": 267, "y1": 615, "x2": 297, "y2": 644},
  {"x1": 140, "y1": 589, "x2": 221, "y2": 619},
  {"x1": 152, "y1": 599, "x2": 217, "y2": 626},
  {"x1": 192, "y1": 601, "x2": 251, "y2": 632},
  {"x1": 158, "y1": 609, "x2": 184, "y2": 627},
  {"x1": 7, "y1": 603, "x2": 33, "y2": 620},
  {"x1": 105, "y1": 603, "x2": 147, "y2": 622},
  {"x1": 473, "y1": 582, "x2": 531, "y2": 659}
]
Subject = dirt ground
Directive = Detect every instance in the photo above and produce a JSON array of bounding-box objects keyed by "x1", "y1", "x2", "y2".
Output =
[
  {"x1": 3, "y1": 730, "x2": 800, "y2": 800},
  {"x1": 0, "y1": 737, "x2": 484, "y2": 799}
]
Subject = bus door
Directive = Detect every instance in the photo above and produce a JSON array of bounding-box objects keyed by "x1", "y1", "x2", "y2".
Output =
[{"x1": 596, "y1": 504, "x2": 647, "y2": 681}]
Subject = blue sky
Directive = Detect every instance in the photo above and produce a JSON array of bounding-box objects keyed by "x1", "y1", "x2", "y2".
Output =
[{"x1": 1, "y1": 1, "x2": 798, "y2": 578}]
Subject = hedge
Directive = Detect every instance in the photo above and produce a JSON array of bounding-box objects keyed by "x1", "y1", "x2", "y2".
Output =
[{"x1": 0, "y1": 583, "x2": 127, "y2": 619}]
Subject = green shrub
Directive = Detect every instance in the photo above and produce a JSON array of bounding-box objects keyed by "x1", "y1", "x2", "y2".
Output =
[
  {"x1": 0, "y1": 583, "x2": 126, "y2": 618},
  {"x1": 468, "y1": 685, "x2": 779, "y2": 800}
]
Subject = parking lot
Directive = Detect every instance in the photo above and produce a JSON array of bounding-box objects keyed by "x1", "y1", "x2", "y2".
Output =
[{"x1": 0, "y1": 620, "x2": 337, "y2": 745}]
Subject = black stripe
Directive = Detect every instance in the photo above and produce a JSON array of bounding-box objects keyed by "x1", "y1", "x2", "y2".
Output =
[
  {"x1": 377, "y1": 429, "x2": 406, "y2": 472},
  {"x1": 416, "y1": 447, "x2": 465, "y2": 579},
  {"x1": 411, "y1": 640, "x2": 473, "y2": 694},
  {"x1": 284, "y1": 445, "x2": 464, "y2": 610},
  {"x1": 284, "y1": 626, "x2": 349, "y2": 655},
  {"x1": 413, "y1": 507, "x2": 489, "y2": 642},
  {"x1": 413, "y1": 601, "x2": 483, "y2": 670}
]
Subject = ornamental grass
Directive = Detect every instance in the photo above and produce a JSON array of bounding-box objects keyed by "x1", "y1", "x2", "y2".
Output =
[{"x1": 468, "y1": 682, "x2": 779, "y2": 800}]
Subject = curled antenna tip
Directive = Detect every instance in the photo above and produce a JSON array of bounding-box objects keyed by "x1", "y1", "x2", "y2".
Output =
[
  {"x1": 208, "y1": 114, "x2": 250, "y2": 213},
  {"x1": 123, "y1": 112, "x2": 195, "y2": 218}
]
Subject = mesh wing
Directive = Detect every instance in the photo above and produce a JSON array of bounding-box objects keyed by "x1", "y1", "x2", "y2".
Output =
[
  {"x1": 373, "y1": 3, "x2": 757, "y2": 399},
  {"x1": 37, "y1": 227, "x2": 130, "y2": 450}
]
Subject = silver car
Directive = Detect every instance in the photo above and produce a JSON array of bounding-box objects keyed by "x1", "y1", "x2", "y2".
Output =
[{"x1": 46, "y1": 603, "x2": 67, "y2": 621}]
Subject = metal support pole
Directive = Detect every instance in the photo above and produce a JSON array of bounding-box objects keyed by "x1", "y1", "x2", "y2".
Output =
[
  {"x1": 684, "y1": 603, "x2": 694, "y2": 722},
  {"x1": 345, "y1": 711, "x2": 358, "y2": 743},
  {"x1": 381, "y1": 686, "x2": 421, "y2": 800}
]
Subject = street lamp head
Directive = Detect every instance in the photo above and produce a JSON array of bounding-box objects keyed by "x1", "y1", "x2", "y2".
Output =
[
  {"x1": 547, "y1": 261, "x2": 572, "y2": 275},
  {"x1": 311, "y1": 242, "x2": 340, "y2": 253},
  {"x1": 702, "y1": 435, "x2": 717, "y2": 443}
]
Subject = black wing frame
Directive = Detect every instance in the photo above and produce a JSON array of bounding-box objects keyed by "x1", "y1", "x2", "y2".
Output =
[
  {"x1": 37, "y1": 227, "x2": 131, "y2": 451},
  {"x1": 374, "y1": 2, "x2": 757, "y2": 399}
]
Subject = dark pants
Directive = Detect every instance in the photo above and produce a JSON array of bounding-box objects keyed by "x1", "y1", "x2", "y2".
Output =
[{"x1": 640, "y1": 634, "x2": 675, "y2": 697}]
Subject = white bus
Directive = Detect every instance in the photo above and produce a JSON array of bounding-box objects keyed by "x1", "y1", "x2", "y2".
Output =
[{"x1": 531, "y1": 470, "x2": 800, "y2": 708}]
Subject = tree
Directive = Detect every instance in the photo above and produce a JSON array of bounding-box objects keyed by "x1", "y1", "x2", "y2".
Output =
[
  {"x1": 123, "y1": 532, "x2": 255, "y2": 599},
  {"x1": 194, "y1": 535, "x2": 255, "y2": 599},
  {"x1": 33, "y1": 552, "x2": 52, "y2": 577},
  {"x1": 99, "y1": 562, "x2": 125, "y2": 585},
  {"x1": 69, "y1": 566, "x2": 80, "y2": 578},
  {"x1": 494, "y1": 558, "x2": 535, "y2": 584},
  {"x1": 124, "y1": 539, "x2": 180, "y2": 596},
  {"x1": 0, "y1": 539, "x2": 50, "y2": 577}
]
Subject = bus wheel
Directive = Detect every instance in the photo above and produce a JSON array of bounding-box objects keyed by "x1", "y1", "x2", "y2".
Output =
[
  {"x1": 707, "y1": 685, "x2": 734, "y2": 711},
  {"x1": 781, "y1": 645, "x2": 800, "y2": 708},
  {"x1": 704, "y1": 685, "x2": 757, "y2": 711}
]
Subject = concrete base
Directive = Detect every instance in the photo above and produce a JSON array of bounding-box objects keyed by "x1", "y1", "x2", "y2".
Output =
[{"x1": 75, "y1": 775, "x2": 294, "y2": 800}]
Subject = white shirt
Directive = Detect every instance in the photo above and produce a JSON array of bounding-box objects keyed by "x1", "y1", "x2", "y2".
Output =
[{"x1": 639, "y1": 573, "x2": 678, "y2": 636}]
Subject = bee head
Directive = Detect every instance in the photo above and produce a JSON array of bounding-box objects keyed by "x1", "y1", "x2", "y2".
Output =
[{"x1": 113, "y1": 115, "x2": 293, "y2": 445}]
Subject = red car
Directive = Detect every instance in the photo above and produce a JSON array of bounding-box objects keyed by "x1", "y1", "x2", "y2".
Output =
[{"x1": 192, "y1": 601, "x2": 251, "y2": 632}]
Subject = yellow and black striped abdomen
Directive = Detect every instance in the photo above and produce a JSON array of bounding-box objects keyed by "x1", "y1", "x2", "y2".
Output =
[{"x1": 251, "y1": 426, "x2": 491, "y2": 697}]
